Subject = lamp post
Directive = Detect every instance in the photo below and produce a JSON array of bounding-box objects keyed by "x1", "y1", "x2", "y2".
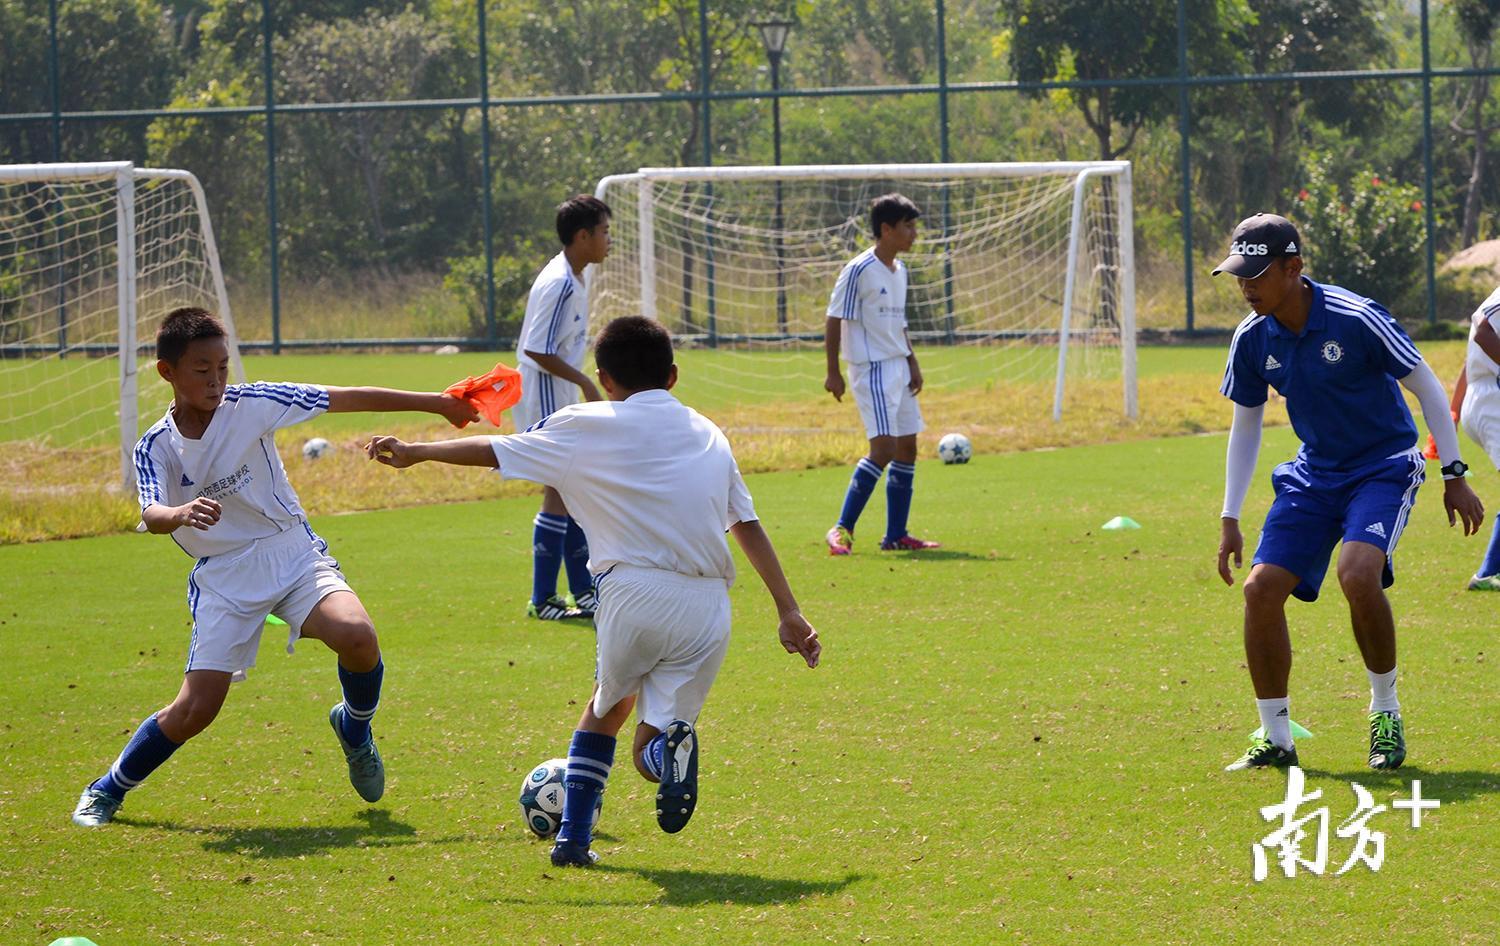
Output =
[{"x1": 755, "y1": 19, "x2": 793, "y2": 336}]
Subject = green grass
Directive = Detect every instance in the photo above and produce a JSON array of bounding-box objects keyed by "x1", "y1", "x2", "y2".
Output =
[{"x1": 3, "y1": 426, "x2": 1499, "y2": 944}]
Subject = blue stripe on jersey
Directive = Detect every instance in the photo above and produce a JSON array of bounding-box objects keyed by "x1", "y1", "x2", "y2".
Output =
[
  {"x1": 134, "y1": 424, "x2": 170, "y2": 505},
  {"x1": 225, "y1": 382, "x2": 326, "y2": 410},
  {"x1": 843, "y1": 255, "x2": 878, "y2": 321},
  {"x1": 1322, "y1": 289, "x2": 1422, "y2": 368},
  {"x1": 544, "y1": 281, "x2": 575, "y2": 354},
  {"x1": 258, "y1": 440, "x2": 300, "y2": 520},
  {"x1": 1220, "y1": 313, "x2": 1266, "y2": 397}
]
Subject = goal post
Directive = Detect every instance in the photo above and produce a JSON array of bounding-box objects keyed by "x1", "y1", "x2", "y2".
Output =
[
  {"x1": 0, "y1": 162, "x2": 245, "y2": 488},
  {"x1": 592, "y1": 161, "x2": 1137, "y2": 420}
]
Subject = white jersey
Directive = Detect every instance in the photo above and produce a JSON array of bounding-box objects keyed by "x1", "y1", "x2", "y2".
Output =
[
  {"x1": 134, "y1": 382, "x2": 328, "y2": 559},
  {"x1": 488, "y1": 389, "x2": 756, "y2": 583},
  {"x1": 827, "y1": 247, "x2": 911, "y2": 364},
  {"x1": 515, "y1": 252, "x2": 589, "y2": 372},
  {"x1": 1466, "y1": 285, "x2": 1500, "y2": 392}
]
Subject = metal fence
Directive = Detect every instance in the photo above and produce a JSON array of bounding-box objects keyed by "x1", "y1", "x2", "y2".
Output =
[{"x1": 1, "y1": 0, "x2": 1494, "y2": 347}]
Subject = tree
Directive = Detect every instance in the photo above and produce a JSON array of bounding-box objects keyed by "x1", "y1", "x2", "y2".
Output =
[{"x1": 1449, "y1": 0, "x2": 1500, "y2": 247}]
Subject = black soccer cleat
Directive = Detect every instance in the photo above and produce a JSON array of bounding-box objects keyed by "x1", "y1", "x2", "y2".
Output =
[
  {"x1": 1225, "y1": 737, "x2": 1299, "y2": 772},
  {"x1": 1367, "y1": 711, "x2": 1406, "y2": 770},
  {"x1": 655, "y1": 719, "x2": 699, "y2": 834},
  {"x1": 550, "y1": 839, "x2": 599, "y2": 867}
]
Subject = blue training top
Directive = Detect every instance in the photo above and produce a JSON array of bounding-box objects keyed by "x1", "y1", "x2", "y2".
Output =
[{"x1": 1220, "y1": 276, "x2": 1422, "y2": 471}]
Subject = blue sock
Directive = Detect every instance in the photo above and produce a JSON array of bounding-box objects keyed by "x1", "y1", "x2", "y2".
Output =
[
  {"x1": 337, "y1": 658, "x2": 383, "y2": 746},
  {"x1": 885, "y1": 461, "x2": 915, "y2": 543},
  {"x1": 557, "y1": 730, "x2": 615, "y2": 846},
  {"x1": 1481, "y1": 516, "x2": 1500, "y2": 578},
  {"x1": 639, "y1": 732, "x2": 666, "y2": 781},
  {"x1": 563, "y1": 518, "x2": 593, "y2": 599},
  {"x1": 531, "y1": 512, "x2": 568, "y2": 605},
  {"x1": 90, "y1": 715, "x2": 181, "y2": 799},
  {"x1": 838, "y1": 457, "x2": 884, "y2": 532}
]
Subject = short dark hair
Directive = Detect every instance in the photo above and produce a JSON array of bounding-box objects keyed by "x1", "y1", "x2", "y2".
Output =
[
  {"x1": 556, "y1": 194, "x2": 612, "y2": 246},
  {"x1": 593, "y1": 316, "x2": 673, "y2": 392},
  {"x1": 870, "y1": 193, "x2": 921, "y2": 240},
  {"x1": 157, "y1": 306, "x2": 227, "y2": 363}
]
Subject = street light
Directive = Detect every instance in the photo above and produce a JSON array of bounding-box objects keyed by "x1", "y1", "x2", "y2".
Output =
[{"x1": 754, "y1": 19, "x2": 793, "y2": 335}]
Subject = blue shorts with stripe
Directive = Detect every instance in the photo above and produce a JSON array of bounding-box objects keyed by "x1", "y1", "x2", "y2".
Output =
[{"x1": 1253, "y1": 449, "x2": 1426, "y2": 602}]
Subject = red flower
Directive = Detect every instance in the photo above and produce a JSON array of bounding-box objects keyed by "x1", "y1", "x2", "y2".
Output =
[
  {"x1": 1411, "y1": 200, "x2": 1423, "y2": 211},
  {"x1": 1298, "y1": 189, "x2": 1310, "y2": 201},
  {"x1": 1372, "y1": 175, "x2": 1383, "y2": 186}
]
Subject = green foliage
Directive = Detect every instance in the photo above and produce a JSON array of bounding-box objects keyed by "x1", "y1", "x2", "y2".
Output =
[
  {"x1": 442, "y1": 242, "x2": 547, "y2": 338},
  {"x1": 1293, "y1": 156, "x2": 1427, "y2": 307}
]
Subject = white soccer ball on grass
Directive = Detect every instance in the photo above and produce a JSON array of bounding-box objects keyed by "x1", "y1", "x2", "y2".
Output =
[
  {"x1": 937, "y1": 432, "x2": 972, "y2": 465},
  {"x1": 302, "y1": 437, "x2": 332, "y2": 460},
  {"x1": 519, "y1": 757, "x2": 602, "y2": 839}
]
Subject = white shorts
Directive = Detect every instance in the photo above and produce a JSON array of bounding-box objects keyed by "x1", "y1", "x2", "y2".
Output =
[
  {"x1": 849, "y1": 356, "x2": 924, "y2": 439},
  {"x1": 1462, "y1": 385, "x2": 1500, "y2": 469},
  {"x1": 590, "y1": 564, "x2": 732, "y2": 731},
  {"x1": 185, "y1": 524, "x2": 352, "y2": 678},
  {"x1": 512, "y1": 364, "x2": 581, "y2": 432}
]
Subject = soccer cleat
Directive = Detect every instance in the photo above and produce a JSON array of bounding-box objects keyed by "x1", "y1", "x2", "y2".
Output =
[
  {"x1": 655, "y1": 719, "x2": 699, "y2": 834},
  {"x1": 1467, "y1": 574, "x2": 1500, "y2": 591},
  {"x1": 1224, "y1": 737, "x2": 1299, "y2": 772},
  {"x1": 825, "y1": 525, "x2": 853, "y2": 556},
  {"x1": 1368, "y1": 711, "x2": 1406, "y2": 770},
  {"x1": 879, "y1": 534, "x2": 941, "y2": 551},
  {"x1": 71, "y1": 787, "x2": 123, "y2": 827},
  {"x1": 550, "y1": 839, "x2": 600, "y2": 867},
  {"x1": 527, "y1": 596, "x2": 586, "y2": 620},
  {"x1": 568, "y1": 590, "x2": 598, "y2": 618},
  {"x1": 329, "y1": 703, "x2": 385, "y2": 802}
]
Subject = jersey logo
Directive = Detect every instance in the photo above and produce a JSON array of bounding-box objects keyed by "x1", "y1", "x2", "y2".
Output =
[
  {"x1": 1321, "y1": 340, "x2": 1344, "y2": 364},
  {"x1": 180, "y1": 474, "x2": 194, "y2": 487},
  {"x1": 1231, "y1": 241, "x2": 1269, "y2": 256},
  {"x1": 1365, "y1": 521, "x2": 1387, "y2": 539},
  {"x1": 1285, "y1": 241, "x2": 1298, "y2": 254},
  {"x1": 879, "y1": 288, "x2": 888, "y2": 295},
  {"x1": 1264, "y1": 354, "x2": 1282, "y2": 371}
]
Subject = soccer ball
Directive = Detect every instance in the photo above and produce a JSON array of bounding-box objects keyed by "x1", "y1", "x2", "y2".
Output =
[
  {"x1": 518, "y1": 757, "x2": 602, "y2": 839},
  {"x1": 937, "y1": 432, "x2": 972, "y2": 465},
  {"x1": 302, "y1": 437, "x2": 332, "y2": 460}
]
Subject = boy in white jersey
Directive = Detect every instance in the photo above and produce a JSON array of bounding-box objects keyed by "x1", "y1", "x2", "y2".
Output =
[
  {"x1": 1450, "y1": 285, "x2": 1500, "y2": 589},
  {"x1": 70, "y1": 307, "x2": 478, "y2": 827},
  {"x1": 823, "y1": 193, "x2": 940, "y2": 555},
  {"x1": 513, "y1": 194, "x2": 612, "y2": 621},
  {"x1": 366, "y1": 316, "x2": 820, "y2": 867}
]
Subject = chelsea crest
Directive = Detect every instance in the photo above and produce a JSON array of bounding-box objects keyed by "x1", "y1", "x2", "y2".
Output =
[{"x1": 1321, "y1": 340, "x2": 1344, "y2": 364}]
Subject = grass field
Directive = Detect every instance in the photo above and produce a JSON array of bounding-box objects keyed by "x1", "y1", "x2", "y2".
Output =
[{"x1": 4, "y1": 424, "x2": 1500, "y2": 944}]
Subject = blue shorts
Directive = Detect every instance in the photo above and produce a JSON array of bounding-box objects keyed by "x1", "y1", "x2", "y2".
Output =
[{"x1": 1253, "y1": 450, "x2": 1426, "y2": 603}]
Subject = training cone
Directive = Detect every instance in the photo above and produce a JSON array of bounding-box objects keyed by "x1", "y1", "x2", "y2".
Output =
[
  {"x1": 48, "y1": 938, "x2": 101, "y2": 946},
  {"x1": 265, "y1": 614, "x2": 287, "y2": 626},
  {"x1": 1101, "y1": 516, "x2": 1141, "y2": 531},
  {"x1": 1250, "y1": 720, "x2": 1315, "y2": 741},
  {"x1": 1423, "y1": 433, "x2": 1438, "y2": 460}
]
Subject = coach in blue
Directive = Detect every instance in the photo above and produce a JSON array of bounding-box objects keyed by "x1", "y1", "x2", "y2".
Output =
[{"x1": 1212, "y1": 212, "x2": 1483, "y2": 774}]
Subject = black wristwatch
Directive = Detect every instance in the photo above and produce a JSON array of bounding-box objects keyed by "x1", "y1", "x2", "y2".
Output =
[{"x1": 1441, "y1": 459, "x2": 1470, "y2": 479}]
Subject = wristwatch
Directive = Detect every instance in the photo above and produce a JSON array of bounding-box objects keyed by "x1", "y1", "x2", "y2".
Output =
[{"x1": 1441, "y1": 459, "x2": 1470, "y2": 479}]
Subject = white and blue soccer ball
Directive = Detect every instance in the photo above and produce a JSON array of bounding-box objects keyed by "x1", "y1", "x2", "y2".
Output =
[
  {"x1": 302, "y1": 436, "x2": 332, "y2": 460},
  {"x1": 937, "y1": 432, "x2": 972, "y2": 465},
  {"x1": 519, "y1": 757, "x2": 602, "y2": 839}
]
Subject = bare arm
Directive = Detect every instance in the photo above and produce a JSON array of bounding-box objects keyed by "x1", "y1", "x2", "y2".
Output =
[
  {"x1": 524, "y1": 351, "x2": 602, "y2": 402},
  {"x1": 729, "y1": 519, "x2": 820, "y2": 668},
  {"x1": 1452, "y1": 365, "x2": 1468, "y2": 420},
  {"x1": 326, "y1": 386, "x2": 478, "y2": 426},
  {"x1": 905, "y1": 329, "x2": 923, "y2": 394},
  {"x1": 141, "y1": 498, "x2": 222, "y2": 534},
  {"x1": 824, "y1": 318, "x2": 845, "y2": 401},
  {"x1": 365, "y1": 435, "x2": 499, "y2": 469}
]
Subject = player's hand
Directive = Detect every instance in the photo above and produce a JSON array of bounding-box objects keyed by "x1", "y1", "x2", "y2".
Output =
[
  {"x1": 908, "y1": 360, "x2": 924, "y2": 395},
  {"x1": 581, "y1": 380, "x2": 603, "y2": 402},
  {"x1": 824, "y1": 372, "x2": 845, "y2": 402},
  {"x1": 1444, "y1": 477, "x2": 1485, "y2": 536},
  {"x1": 1217, "y1": 517, "x2": 1243, "y2": 585},
  {"x1": 177, "y1": 497, "x2": 221, "y2": 531},
  {"x1": 365, "y1": 435, "x2": 418, "y2": 468},
  {"x1": 777, "y1": 610, "x2": 820, "y2": 668},
  {"x1": 436, "y1": 393, "x2": 480, "y2": 428}
]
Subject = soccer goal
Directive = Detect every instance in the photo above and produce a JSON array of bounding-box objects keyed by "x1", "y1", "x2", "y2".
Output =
[
  {"x1": 592, "y1": 162, "x2": 1136, "y2": 420},
  {"x1": 0, "y1": 162, "x2": 244, "y2": 489}
]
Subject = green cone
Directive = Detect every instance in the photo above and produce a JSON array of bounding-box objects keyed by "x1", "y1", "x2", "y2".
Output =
[
  {"x1": 1250, "y1": 720, "x2": 1314, "y2": 741},
  {"x1": 265, "y1": 614, "x2": 287, "y2": 626},
  {"x1": 1101, "y1": 516, "x2": 1141, "y2": 530}
]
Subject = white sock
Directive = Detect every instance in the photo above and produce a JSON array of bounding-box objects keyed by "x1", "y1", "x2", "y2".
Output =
[
  {"x1": 1367, "y1": 666, "x2": 1400, "y2": 714},
  {"x1": 1256, "y1": 697, "x2": 1293, "y2": 750}
]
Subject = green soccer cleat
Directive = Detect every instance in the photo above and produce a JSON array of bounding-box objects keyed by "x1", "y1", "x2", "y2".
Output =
[
  {"x1": 1467, "y1": 574, "x2": 1500, "y2": 591},
  {"x1": 329, "y1": 703, "x2": 385, "y2": 802},
  {"x1": 71, "y1": 787, "x2": 123, "y2": 827},
  {"x1": 528, "y1": 596, "x2": 586, "y2": 620},
  {"x1": 1225, "y1": 737, "x2": 1299, "y2": 772},
  {"x1": 1368, "y1": 711, "x2": 1406, "y2": 770}
]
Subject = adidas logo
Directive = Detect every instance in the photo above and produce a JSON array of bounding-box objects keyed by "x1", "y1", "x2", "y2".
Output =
[
  {"x1": 1264, "y1": 354, "x2": 1282, "y2": 371},
  {"x1": 1285, "y1": 241, "x2": 1298, "y2": 254},
  {"x1": 180, "y1": 473, "x2": 194, "y2": 487},
  {"x1": 1365, "y1": 522, "x2": 1387, "y2": 538},
  {"x1": 879, "y1": 288, "x2": 888, "y2": 295},
  {"x1": 1276, "y1": 708, "x2": 1289, "y2": 717}
]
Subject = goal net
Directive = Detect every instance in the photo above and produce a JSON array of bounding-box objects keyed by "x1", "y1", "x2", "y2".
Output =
[
  {"x1": 0, "y1": 162, "x2": 244, "y2": 491},
  {"x1": 592, "y1": 163, "x2": 1136, "y2": 423}
]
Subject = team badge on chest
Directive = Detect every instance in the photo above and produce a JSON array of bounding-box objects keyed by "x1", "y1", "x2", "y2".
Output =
[{"x1": 1321, "y1": 340, "x2": 1344, "y2": 364}]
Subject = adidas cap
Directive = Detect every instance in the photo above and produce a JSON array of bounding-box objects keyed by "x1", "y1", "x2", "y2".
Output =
[{"x1": 1212, "y1": 213, "x2": 1302, "y2": 278}]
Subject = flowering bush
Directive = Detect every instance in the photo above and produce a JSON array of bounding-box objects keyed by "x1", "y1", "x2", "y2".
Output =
[{"x1": 1291, "y1": 157, "x2": 1428, "y2": 308}]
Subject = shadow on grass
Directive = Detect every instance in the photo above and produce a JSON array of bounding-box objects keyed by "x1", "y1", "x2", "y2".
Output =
[
  {"x1": 492, "y1": 866, "x2": 864, "y2": 908},
  {"x1": 877, "y1": 548, "x2": 998, "y2": 562},
  {"x1": 125, "y1": 808, "x2": 471, "y2": 858},
  {"x1": 1299, "y1": 766, "x2": 1500, "y2": 804}
]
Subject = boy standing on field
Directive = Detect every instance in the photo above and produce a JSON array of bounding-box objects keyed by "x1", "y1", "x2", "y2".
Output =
[{"x1": 70, "y1": 306, "x2": 477, "y2": 827}]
